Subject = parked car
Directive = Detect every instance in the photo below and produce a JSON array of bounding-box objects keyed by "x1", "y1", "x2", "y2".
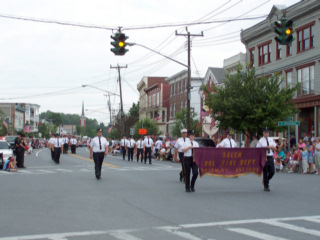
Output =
[
  {"x1": 194, "y1": 138, "x2": 216, "y2": 148},
  {"x1": 0, "y1": 140, "x2": 14, "y2": 168},
  {"x1": 5, "y1": 135, "x2": 17, "y2": 150}
]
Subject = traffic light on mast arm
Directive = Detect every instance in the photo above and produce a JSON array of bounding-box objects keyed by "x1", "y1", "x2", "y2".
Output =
[
  {"x1": 111, "y1": 32, "x2": 129, "y2": 56},
  {"x1": 274, "y1": 18, "x2": 295, "y2": 45}
]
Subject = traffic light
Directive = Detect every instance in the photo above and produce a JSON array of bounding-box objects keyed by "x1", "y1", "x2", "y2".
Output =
[
  {"x1": 274, "y1": 18, "x2": 295, "y2": 45},
  {"x1": 111, "y1": 32, "x2": 129, "y2": 56}
]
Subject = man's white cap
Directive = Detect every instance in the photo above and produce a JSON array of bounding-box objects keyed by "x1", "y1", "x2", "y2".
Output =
[{"x1": 181, "y1": 129, "x2": 188, "y2": 133}]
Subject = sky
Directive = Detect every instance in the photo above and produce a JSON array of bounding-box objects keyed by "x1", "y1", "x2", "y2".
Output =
[{"x1": 0, "y1": 0, "x2": 301, "y2": 125}]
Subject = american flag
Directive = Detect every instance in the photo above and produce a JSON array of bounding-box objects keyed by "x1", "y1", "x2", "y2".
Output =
[
  {"x1": 2, "y1": 119, "x2": 8, "y2": 130},
  {"x1": 209, "y1": 117, "x2": 216, "y2": 130},
  {"x1": 155, "y1": 113, "x2": 161, "y2": 121},
  {"x1": 108, "y1": 125, "x2": 113, "y2": 133},
  {"x1": 23, "y1": 122, "x2": 31, "y2": 133},
  {"x1": 200, "y1": 107, "x2": 209, "y2": 117}
]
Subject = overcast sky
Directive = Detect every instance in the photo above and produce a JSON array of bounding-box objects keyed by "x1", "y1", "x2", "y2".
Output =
[{"x1": 0, "y1": 0, "x2": 300, "y2": 125}]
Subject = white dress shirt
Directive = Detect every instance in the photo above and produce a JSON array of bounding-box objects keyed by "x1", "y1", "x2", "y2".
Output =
[
  {"x1": 120, "y1": 139, "x2": 128, "y2": 147},
  {"x1": 53, "y1": 138, "x2": 64, "y2": 148},
  {"x1": 155, "y1": 140, "x2": 162, "y2": 149},
  {"x1": 144, "y1": 137, "x2": 154, "y2": 148},
  {"x1": 175, "y1": 137, "x2": 190, "y2": 153},
  {"x1": 49, "y1": 137, "x2": 55, "y2": 145},
  {"x1": 90, "y1": 136, "x2": 109, "y2": 153},
  {"x1": 183, "y1": 140, "x2": 199, "y2": 157},
  {"x1": 70, "y1": 138, "x2": 77, "y2": 145},
  {"x1": 256, "y1": 137, "x2": 277, "y2": 156},
  {"x1": 220, "y1": 138, "x2": 237, "y2": 148},
  {"x1": 136, "y1": 140, "x2": 144, "y2": 149},
  {"x1": 126, "y1": 139, "x2": 136, "y2": 148}
]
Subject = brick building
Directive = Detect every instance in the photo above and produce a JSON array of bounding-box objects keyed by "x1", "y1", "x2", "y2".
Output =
[
  {"x1": 241, "y1": 0, "x2": 320, "y2": 138},
  {"x1": 167, "y1": 70, "x2": 202, "y2": 135},
  {"x1": 144, "y1": 81, "x2": 169, "y2": 135}
]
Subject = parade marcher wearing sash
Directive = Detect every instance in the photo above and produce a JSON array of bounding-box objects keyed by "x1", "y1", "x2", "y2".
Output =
[
  {"x1": 182, "y1": 130, "x2": 199, "y2": 192},
  {"x1": 136, "y1": 136, "x2": 144, "y2": 162},
  {"x1": 70, "y1": 136, "x2": 78, "y2": 154},
  {"x1": 174, "y1": 129, "x2": 189, "y2": 183},
  {"x1": 257, "y1": 127, "x2": 277, "y2": 192},
  {"x1": 89, "y1": 128, "x2": 109, "y2": 180}
]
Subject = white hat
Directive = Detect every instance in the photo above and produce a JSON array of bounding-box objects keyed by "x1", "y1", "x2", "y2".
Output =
[{"x1": 181, "y1": 129, "x2": 187, "y2": 133}]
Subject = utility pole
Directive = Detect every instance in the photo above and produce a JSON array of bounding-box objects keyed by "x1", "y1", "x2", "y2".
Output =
[
  {"x1": 110, "y1": 64, "x2": 127, "y2": 136},
  {"x1": 176, "y1": 28, "x2": 203, "y2": 130}
]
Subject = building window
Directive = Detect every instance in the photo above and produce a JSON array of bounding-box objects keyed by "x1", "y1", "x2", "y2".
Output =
[
  {"x1": 286, "y1": 44, "x2": 292, "y2": 56},
  {"x1": 258, "y1": 40, "x2": 272, "y2": 66},
  {"x1": 249, "y1": 47, "x2": 255, "y2": 68},
  {"x1": 276, "y1": 42, "x2": 281, "y2": 60},
  {"x1": 157, "y1": 92, "x2": 160, "y2": 106},
  {"x1": 286, "y1": 70, "x2": 292, "y2": 88},
  {"x1": 173, "y1": 104, "x2": 176, "y2": 118},
  {"x1": 162, "y1": 110, "x2": 165, "y2": 122},
  {"x1": 182, "y1": 79, "x2": 185, "y2": 92},
  {"x1": 297, "y1": 22, "x2": 315, "y2": 53},
  {"x1": 185, "y1": 78, "x2": 187, "y2": 91},
  {"x1": 152, "y1": 94, "x2": 156, "y2": 106},
  {"x1": 170, "y1": 85, "x2": 172, "y2": 96},
  {"x1": 297, "y1": 64, "x2": 314, "y2": 96},
  {"x1": 173, "y1": 83, "x2": 176, "y2": 96},
  {"x1": 148, "y1": 95, "x2": 151, "y2": 107}
]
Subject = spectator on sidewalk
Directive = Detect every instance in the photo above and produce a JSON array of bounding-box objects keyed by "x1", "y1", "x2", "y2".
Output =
[
  {"x1": 301, "y1": 145, "x2": 308, "y2": 174},
  {"x1": 307, "y1": 140, "x2": 314, "y2": 174}
]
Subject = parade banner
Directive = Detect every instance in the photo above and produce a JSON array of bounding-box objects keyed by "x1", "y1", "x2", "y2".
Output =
[{"x1": 194, "y1": 148, "x2": 267, "y2": 178}]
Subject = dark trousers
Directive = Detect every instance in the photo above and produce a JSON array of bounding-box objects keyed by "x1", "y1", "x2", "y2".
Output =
[
  {"x1": 20, "y1": 151, "x2": 25, "y2": 167},
  {"x1": 71, "y1": 145, "x2": 76, "y2": 154},
  {"x1": 137, "y1": 148, "x2": 143, "y2": 162},
  {"x1": 54, "y1": 147, "x2": 61, "y2": 163},
  {"x1": 145, "y1": 147, "x2": 152, "y2": 164},
  {"x1": 63, "y1": 144, "x2": 68, "y2": 154},
  {"x1": 184, "y1": 156, "x2": 198, "y2": 190},
  {"x1": 121, "y1": 146, "x2": 126, "y2": 160},
  {"x1": 263, "y1": 156, "x2": 275, "y2": 188},
  {"x1": 16, "y1": 151, "x2": 21, "y2": 167},
  {"x1": 128, "y1": 148, "x2": 134, "y2": 161},
  {"x1": 93, "y1": 152, "x2": 104, "y2": 177},
  {"x1": 179, "y1": 152, "x2": 185, "y2": 180},
  {"x1": 50, "y1": 148, "x2": 54, "y2": 160}
]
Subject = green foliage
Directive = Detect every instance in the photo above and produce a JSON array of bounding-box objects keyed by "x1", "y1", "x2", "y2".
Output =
[
  {"x1": 38, "y1": 123, "x2": 57, "y2": 139},
  {"x1": 129, "y1": 102, "x2": 139, "y2": 117},
  {"x1": 109, "y1": 128, "x2": 120, "y2": 140},
  {"x1": 134, "y1": 118, "x2": 160, "y2": 139},
  {"x1": 171, "y1": 108, "x2": 201, "y2": 138},
  {"x1": 0, "y1": 110, "x2": 10, "y2": 136},
  {"x1": 202, "y1": 65, "x2": 298, "y2": 139}
]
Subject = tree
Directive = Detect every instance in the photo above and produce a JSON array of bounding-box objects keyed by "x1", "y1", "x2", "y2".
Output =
[
  {"x1": 171, "y1": 108, "x2": 201, "y2": 137},
  {"x1": 134, "y1": 118, "x2": 160, "y2": 139},
  {"x1": 202, "y1": 65, "x2": 298, "y2": 140},
  {"x1": 38, "y1": 123, "x2": 57, "y2": 139},
  {"x1": 0, "y1": 110, "x2": 10, "y2": 136},
  {"x1": 129, "y1": 102, "x2": 139, "y2": 117}
]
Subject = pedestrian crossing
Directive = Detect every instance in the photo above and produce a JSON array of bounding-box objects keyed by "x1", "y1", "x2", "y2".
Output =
[{"x1": 0, "y1": 215, "x2": 319, "y2": 240}]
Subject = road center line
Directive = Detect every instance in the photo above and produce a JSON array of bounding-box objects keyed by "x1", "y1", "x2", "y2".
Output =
[
  {"x1": 67, "y1": 153, "x2": 119, "y2": 168},
  {"x1": 35, "y1": 149, "x2": 46, "y2": 157},
  {"x1": 227, "y1": 228, "x2": 288, "y2": 240}
]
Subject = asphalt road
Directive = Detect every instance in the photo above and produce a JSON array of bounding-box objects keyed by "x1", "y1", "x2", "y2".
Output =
[{"x1": 0, "y1": 147, "x2": 319, "y2": 240}]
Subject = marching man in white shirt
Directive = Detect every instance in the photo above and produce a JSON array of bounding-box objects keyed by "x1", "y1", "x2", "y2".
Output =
[
  {"x1": 90, "y1": 128, "x2": 109, "y2": 180},
  {"x1": 70, "y1": 136, "x2": 78, "y2": 154},
  {"x1": 143, "y1": 134, "x2": 154, "y2": 164},
  {"x1": 126, "y1": 136, "x2": 135, "y2": 161},
  {"x1": 182, "y1": 130, "x2": 199, "y2": 192},
  {"x1": 120, "y1": 136, "x2": 128, "y2": 161},
  {"x1": 63, "y1": 135, "x2": 69, "y2": 154},
  {"x1": 219, "y1": 131, "x2": 237, "y2": 148},
  {"x1": 135, "y1": 136, "x2": 144, "y2": 163},
  {"x1": 174, "y1": 129, "x2": 190, "y2": 183},
  {"x1": 53, "y1": 134, "x2": 64, "y2": 164},
  {"x1": 257, "y1": 127, "x2": 277, "y2": 192}
]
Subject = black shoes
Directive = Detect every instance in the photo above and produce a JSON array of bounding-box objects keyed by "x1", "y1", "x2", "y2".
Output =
[
  {"x1": 191, "y1": 188, "x2": 195, "y2": 192},
  {"x1": 186, "y1": 188, "x2": 191, "y2": 193},
  {"x1": 264, "y1": 187, "x2": 270, "y2": 192},
  {"x1": 96, "y1": 175, "x2": 101, "y2": 180}
]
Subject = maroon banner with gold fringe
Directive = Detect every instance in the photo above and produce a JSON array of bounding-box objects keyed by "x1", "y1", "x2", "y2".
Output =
[{"x1": 194, "y1": 148, "x2": 267, "y2": 178}]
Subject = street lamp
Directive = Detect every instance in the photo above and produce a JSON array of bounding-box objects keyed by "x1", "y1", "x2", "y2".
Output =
[{"x1": 82, "y1": 85, "x2": 120, "y2": 96}]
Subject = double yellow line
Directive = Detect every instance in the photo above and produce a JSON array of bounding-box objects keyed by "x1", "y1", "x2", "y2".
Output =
[{"x1": 68, "y1": 153, "x2": 119, "y2": 168}]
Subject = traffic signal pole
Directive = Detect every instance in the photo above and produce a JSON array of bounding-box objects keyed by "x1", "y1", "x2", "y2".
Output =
[
  {"x1": 175, "y1": 28, "x2": 203, "y2": 130},
  {"x1": 110, "y1": 64, "x2": 127, "y2": 136}
]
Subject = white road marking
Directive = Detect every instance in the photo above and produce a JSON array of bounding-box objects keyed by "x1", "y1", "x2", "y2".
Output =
[
  {"x1": 0, "y1": 215, "x2": 319, "y2": 240},
  {"x1": 305, "y1": 218, "x2": 320, "y2": 224},
  {"x1": 35, "y1": 149, "x2": 46, "y2": 157},
  {"x1": 55, "y1": 169, "x2": 73, "y2": 172},
  {"x1": 0, "y1": 171, "x2": 10, "y2": 174},
  {"x1": 109, "y1": 231, "x2": 142, "y2": 240},
  {"x1": 160, "y1": 226, "x2": 207, "y2": 240},
  {"x1": 34, "y1": 170, "x2": 55, "y2": 174},
  {"x1": 263, "y1": 220, "x2": 320, "y2": 237},
  {"x1": 227, "y1": 228, "x2": 288, "y2": 240},
  {"x1": 18, "y1": 170, "x2": 33, "y2": 174}
]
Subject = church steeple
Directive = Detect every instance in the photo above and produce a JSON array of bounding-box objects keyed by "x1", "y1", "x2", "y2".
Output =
[{"x1": 80, "y1": 101, "x2": 86, "y2": 127}]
